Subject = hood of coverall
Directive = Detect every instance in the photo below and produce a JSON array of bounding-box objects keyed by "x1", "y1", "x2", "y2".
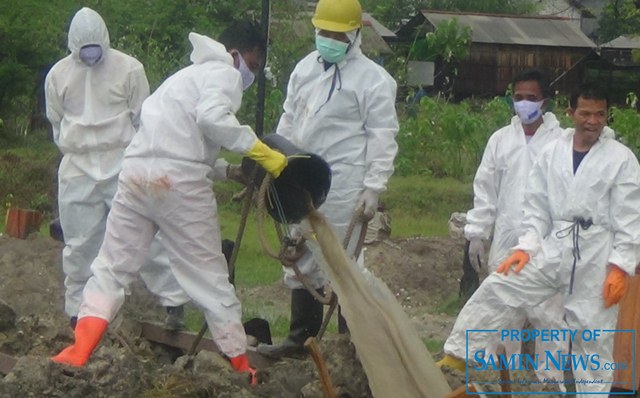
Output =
[
  {"x1": 67, "y1": 7, "x2": 110, "y2": 57},
  {"x1": 188, "y1": 32, "x2": 234, "y2": 66},
  {"x1": 343, "y1": 29, "x2": 363, "y2": 61}
]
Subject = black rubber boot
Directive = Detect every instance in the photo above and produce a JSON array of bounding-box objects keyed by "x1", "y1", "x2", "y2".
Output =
[
  {"x1": 50, "y1": 218, "x2": 65, "y2": 242},
  {"x1": 257, "y1": 288, "x2": 324, "y2": 359},
  {"x1": 70, "y1": 316, "x2": 78, "y2": 330},
  {"x1": 338, "y1": 305, "x2": 349, "y2": 334},
  {"x1": 164, "y1": 305, "x2": 185, "y2": 330}
]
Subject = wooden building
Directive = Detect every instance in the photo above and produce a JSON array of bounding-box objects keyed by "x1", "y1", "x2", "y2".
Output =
[
  {"x1": 396, "y1": 10, "x2": 597, "y2": 99},
  {"x1": 588, "y1": 35, "x2": 640, "y2": 106}
]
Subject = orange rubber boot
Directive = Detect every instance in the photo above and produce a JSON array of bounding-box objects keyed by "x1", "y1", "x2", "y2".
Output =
[
  {"x1": 52, "y1": 316, "x2": 108, "y2": 367},
  {"x1": 229, "y1": 354, "x2": 257, "y2": 385}
]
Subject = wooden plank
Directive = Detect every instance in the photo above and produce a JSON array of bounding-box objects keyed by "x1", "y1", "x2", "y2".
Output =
[
  {"x1": 613, "y1": 275, "x2": 640, "y2": 391},
  {"x1": 139, "y1": 321, "x2": 272, "y2": 369},
  {"x1": 0, "y1": 352, "x2": 17, "y2": 375},
  {"x1": 443, "y1": 383, "x2": 488, "y2": 398}
]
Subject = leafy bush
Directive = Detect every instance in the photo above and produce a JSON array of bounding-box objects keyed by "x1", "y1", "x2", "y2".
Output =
[
  {"x1": 0, "y1": 143, "x2": 59, "y2": 218},
  {"x1": 611, "y1": 106, "x2": 640, "y2": 156},
  {"x1": 396, "y1": 96, "x2": 512, "y2": 178}
]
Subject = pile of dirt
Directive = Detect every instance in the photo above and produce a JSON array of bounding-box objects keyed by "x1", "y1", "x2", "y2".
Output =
[{"x1": 0, "y1": 232, "x2": 563, "y2": 397}]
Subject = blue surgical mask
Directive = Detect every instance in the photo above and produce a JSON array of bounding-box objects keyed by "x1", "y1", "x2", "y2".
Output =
[
  {"x1": 315, "y1": 35, "x2": 349, "y2": 64},
  {"x1": 79, "y1": 45, "x2": 102, "y2": 66},
  {"x1": 234, "y1": 52, "x2": 255, "y2": 91}
]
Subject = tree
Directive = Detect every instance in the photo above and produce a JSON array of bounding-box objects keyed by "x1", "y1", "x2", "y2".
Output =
[
  {"x1": 409, "y1": 19, "x2": 471, "y2": 63},
  {"x1": 0, "y1": 0, "x2": 273, "y2": 139},
  {"x1": 598, "y1": 0, "x2": 640, "y2": 42},
  {"x1": 0, "y1": 0, "x2": 70, "y2": 137},
  {"x1": 408, "y1": 18, "x2": 471, "y2": 97}
]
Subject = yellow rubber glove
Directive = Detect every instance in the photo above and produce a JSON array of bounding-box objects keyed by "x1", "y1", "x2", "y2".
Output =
[
  {"x1": 246, "y1": 140, "x2": 287, "y2": 178},
  {"x1": 436, "y1": 354, "x2": 466, "y2": 372},
  {"x1": 603, "y1": 264, "x2": 628, "y2": 308},
  {"x1": 496, "y1": 250, "x2": 530, "y2": 276}
]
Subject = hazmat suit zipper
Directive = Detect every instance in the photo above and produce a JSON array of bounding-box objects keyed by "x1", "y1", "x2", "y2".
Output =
[
  {"x1": 555, "y1": 217, "x2": 593, "y2": 294},
  {"x1": 314, "y1": 60, "x2": 342, "y2": 115}
]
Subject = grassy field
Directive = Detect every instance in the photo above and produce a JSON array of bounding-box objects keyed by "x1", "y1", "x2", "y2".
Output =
[{"x1": 213, "y1": 168, "x2": 472, "y2": 338}]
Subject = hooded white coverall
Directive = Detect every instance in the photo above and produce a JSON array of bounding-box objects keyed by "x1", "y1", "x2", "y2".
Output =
[
  {"x1": 275, "y1": 33, "x2": 399, "y2": 289},
  {"x1": 44, "y1": 7, "x2": 187, "y2": 318},
  {"x1": 77, "y1": 32, "x2": 259, "y2": 357},
  {"x1": 445, "y1": 128, "x2": 640, "y2": 396},
  {"x1": 463, "y1": 113, "x2": 567, "y2": 383}
]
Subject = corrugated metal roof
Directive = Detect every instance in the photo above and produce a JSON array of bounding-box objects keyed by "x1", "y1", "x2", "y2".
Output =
[
  {"x1": 363, "y1": 12, "x2": 397, "y2": 39},
  {"x1": 601, "y1": 35, "x2": 640, "y2": 49},
  {"x1": 421, "y1": 11, "x2": 596, "y2": 48}
]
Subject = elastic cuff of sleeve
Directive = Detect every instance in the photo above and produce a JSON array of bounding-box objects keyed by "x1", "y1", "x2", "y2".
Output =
[{"x1": 608, "y1": 251, "x2": 635, "y2": 275}]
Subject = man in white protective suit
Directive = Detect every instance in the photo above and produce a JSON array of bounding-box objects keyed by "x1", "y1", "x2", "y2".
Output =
[
  {"x1": 51, "y1": 20, "x2": 287, "y2": 384},
  {"x1": 439, "y1": 83, "x2": 640, "y2": 396},
  {"x1": 44, "y1": 7, "x2": 189, "y2": 330},
  {"x1": 257, "y1": 0, "x2": 399, "y2": 358},
  {"x1": 441, "y1": 69, "x2": 568, "y2": 385}
]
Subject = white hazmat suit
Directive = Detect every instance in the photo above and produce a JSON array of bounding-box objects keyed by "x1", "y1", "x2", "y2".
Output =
[
  {"x1": 77, "y1": 32, "x2": 261, "y2": 358},
  {"x1": 466, "y1": 113, "x2": 562, "y2": 269},
  {"x1": 275, "y1": 33, "x2": 399, "y2": 289},
  {"x1": 44, "y1": 7, "x2": 187, "y2": 318},
  {"x1": 445, "y1": 127, "x2": 640, "y2": 396},
  {"x1": 463, "y1": 112, "x2": 567, "y2": 383}
]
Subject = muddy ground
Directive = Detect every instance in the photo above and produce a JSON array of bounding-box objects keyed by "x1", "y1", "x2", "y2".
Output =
[{"x1": 0, "y1": 230, "x2": 565, "y2": 397}]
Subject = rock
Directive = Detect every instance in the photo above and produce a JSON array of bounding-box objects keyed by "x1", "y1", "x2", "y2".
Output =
[
  {"x1": 3, "y1": 356, "x2": 48, "y2": 383},
  {"x1": 0, "y1": 298, "x2": 16, "y2": 331},
  {"x1": 192, "y1": 350, "x2": 231, "y2": 373}
]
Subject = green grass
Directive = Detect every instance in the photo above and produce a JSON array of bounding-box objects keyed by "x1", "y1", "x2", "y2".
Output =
[
  {"x1": 383, "y1": 175, "x2": 472, "y2": 237},
  {"x1": 214, "y1": 180, "x2": 284, "y2": 288},
  {"x1": 434, "y1": 293, "x2": 464, "y2": 316},
  {"x1": 212, "y1": 170, "x2": 472, "y2": 340},
  {"x1": 423, "y1": 338, "x2": 445, "y2": 354}
]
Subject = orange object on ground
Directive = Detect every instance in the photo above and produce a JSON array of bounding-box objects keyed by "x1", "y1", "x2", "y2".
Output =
[
  {"x1": 613, "y1": 274, "x2": 640, "y2": 392},
  {"x1": 229, "y1": 354, "x2": 257, "y2": 385},
  {"x1": 4, "y1": 208, "x2": 43, "y2": 239},
  {"x1": 51, "y1": 316, "x2": 108, "y2": 367}
]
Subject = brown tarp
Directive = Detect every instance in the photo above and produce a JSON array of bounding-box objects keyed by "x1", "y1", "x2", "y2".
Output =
[{"x1": 308, "y1": 210, "x2": 451, "y2": 397}]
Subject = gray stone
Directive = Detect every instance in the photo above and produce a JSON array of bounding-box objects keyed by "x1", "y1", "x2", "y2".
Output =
[{"x1": 0, "y1": 298, "x2": 16, "y2": 332}]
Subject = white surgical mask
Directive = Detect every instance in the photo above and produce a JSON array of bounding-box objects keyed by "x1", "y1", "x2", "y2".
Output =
[
  {"x1": 79, "y1": 45, "x2": 102, "y2": 66},
  {"x1": 513, "y1": 99, "x2": 544, "y2": 124},
  {"x1": 233, "y1": 52, "x2": 255, "y2": 91}
]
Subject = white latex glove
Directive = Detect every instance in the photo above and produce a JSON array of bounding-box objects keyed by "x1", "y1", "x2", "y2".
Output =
[
  {"x1": 226, "y1": 164, "x2": 249, "y2": 185},
  {"x1": 287, "y1": 224, "x2": 305, "y2": 244},
  {"x1": 468, "y1": 238, "x2": 484, "y2": 273},
  {"x1": 356, "y1": 189, "x2": 379, "y2": 222},
  {"x1": 284, "y1": 224, "x2": 307, "y2": 259}
]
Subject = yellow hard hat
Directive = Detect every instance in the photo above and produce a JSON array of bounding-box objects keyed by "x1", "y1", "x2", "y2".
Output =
[{"x1": 312, "y1": 0, "x2": 362, "y2": 33}]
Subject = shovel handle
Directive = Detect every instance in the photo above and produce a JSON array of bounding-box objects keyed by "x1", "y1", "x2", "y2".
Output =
[{"x1": 304, "y1": 337, "x2": 336, "y2": 398}]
